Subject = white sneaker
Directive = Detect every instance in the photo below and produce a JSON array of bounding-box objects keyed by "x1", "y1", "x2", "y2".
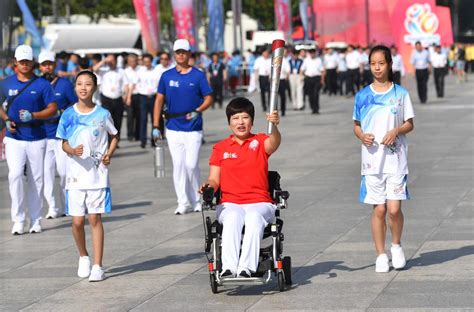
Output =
[
  {"x1": 391, "y1": 244, "x2": 406, "y2": 270},
  {"x1": 29, "y1": 220, "x2": 42, "y2": 233},
  {"x1": 89, "y1": 265, "x2": 105, "y2": 282},
  {"x1": 45, "y1": 212, "x2": 59, "y2": 219},
  {"x1": 375, "y1": 253, "x2": 390, "y2": 273},
  {"x1": 11, "y1": 222, "x2": 24, "y2": 235},
  {"x1": 174, "y1": 204, "x2": 190, "y2": 215},
  {"x1": 77, "y1": 256, "x2": 91, "y2": 278},
  {"x1": 193, "y1": 202, "x2": 202, "y2": 212}
]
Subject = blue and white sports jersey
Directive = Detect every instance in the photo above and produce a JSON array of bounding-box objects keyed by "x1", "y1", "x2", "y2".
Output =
[
  {"x1": 353, "y1": 83, "x2": 415, "y2": 175},
  {"x1": 158, "y1": 67, "x2": 213, "y2": 132},
  {"x1": 0, "y1": 75, "x2": 56, "y2": 141},
  {"x1": 45, "y1": 77, "x2": 77, "y2": 139},
  {"x1": 56, "y1": 104, "x2": 118, "y2": 190}
]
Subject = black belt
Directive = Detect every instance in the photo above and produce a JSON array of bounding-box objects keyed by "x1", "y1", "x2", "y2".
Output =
[
  {"x1": 15, "y1": 121, "x2": 42, "y2": 128},
  {"x1": 44, "y1": 119, "x2": 59, "y2": 125},
  {"x1": 163, "y1": 111, "x2": 194, "y2": 119}
]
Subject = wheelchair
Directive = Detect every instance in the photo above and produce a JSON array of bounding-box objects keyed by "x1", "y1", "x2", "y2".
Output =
[{"x1": 201, "y1": 171, "x2": 291, "y2": 293}]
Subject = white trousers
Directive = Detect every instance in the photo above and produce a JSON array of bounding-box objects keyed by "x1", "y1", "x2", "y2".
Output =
[
  {"x1": 166, "y1": 129, "x2": 202, "y2": 207},
  {"x1": 289, "y1": 73, "x2": 304, "y2": 109},
  {"x1": 4, "y1": 137, "x2": 46, "y2": 224},
  {"x1": 217, "y1": 202, "x2": 276, "y2": 274},
  {"x1": 44, "y1": 138, "x2": 67, "y2": 215}
]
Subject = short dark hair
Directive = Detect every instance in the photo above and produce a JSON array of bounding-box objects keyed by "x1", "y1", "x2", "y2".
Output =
[
  {"x1": 225, "y1": 97, "x2": 255, "y2": 124},
  {"x1": 78, "y1": 57, "x2": 90, "y2": 69},
  {"x1": 75, "y1": 70, "x2": 98, "y2": 87},
  {"x1": 142, "y1": 53, "x2": 153, "y2": 61}
]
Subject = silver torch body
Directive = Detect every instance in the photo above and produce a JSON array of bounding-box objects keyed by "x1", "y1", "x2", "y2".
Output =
[
  {"x1": 154, "y1": 141, "x2": 165, "y2": 178},
  {"x1": 267, "y1": 39, "x2": 286, "y2": 134}
]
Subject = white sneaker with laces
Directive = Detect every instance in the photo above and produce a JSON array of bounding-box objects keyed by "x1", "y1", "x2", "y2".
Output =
[
  {"x1": 77, "y1": 256, "x2": 91, "y2": 278},
  {"x1": 11, "y1": 222, "x2": 24, "y2": 235},
  {"x1": 375, "y1": 253, "x2": 390, "y2": 273},
  {"x1": 174, "y1": 204, "x2": 190, "y2": 215},
  {"x1": 89, "y1": 265, "x2": 105, "y2": 282},
  {"x1": 193, "y1": 202, "x2": 202, "y2": 212},
  {"x1": 391, "y1": 244, "x2": 406, "y2": 270},
  {"x1": 29, "y1": 220, "x2": 42, "y2": 233}
]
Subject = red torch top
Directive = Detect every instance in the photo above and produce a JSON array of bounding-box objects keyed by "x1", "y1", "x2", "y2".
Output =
[{"x1": 271, "y1": 39, "x2": 285, "y2": 51}]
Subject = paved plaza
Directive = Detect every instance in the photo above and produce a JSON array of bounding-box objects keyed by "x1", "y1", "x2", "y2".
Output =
[{"x1": 0, "y1": 75, "x2": 473, "y2": 311}]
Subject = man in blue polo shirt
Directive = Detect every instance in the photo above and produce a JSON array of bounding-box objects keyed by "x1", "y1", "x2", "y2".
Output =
[
  {"x1": 0, "y1": 45, "x2": 57, "y2": 235},
  {"x1": 152, "y1": 39, "x2": 213, "y2": 215},
  {"x1": 38, "y1": 50, "x2": 77, "y2": 219}
]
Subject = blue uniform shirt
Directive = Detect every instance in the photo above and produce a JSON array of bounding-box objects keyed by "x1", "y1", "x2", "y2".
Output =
[
  {"x1": 45, "y1": 77, "x2": 77, "y2": 139},
  {"x1": 0, "y1": 75, "x2": 56, "y2": 141},
  {"x1": 158, "y1": 67, "x2": 212, "y2": 132}
]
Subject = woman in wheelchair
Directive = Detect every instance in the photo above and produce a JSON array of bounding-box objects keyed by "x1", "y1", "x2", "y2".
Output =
[{"x1": 200, "y1": 97, "x2": 281, "y2": 279}]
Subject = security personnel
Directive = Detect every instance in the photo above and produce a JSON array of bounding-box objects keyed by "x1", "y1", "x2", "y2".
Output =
[
  {"x1": 253, "y1": 49, "x2": 272, "y2": 111},
  {"x1": 0, "y1": 45, "x2": 57, "y2": 235},
  {"x1": 38, "y1": 51, "x2": 77, "y2": 219},
  {"x1": 152, "y1": 39, "x2": 213, "y2": 215},
  {"x1": 430, "y1": 45, "x2": 447, "y2": 98},
  {"x1": 288, "y1": 49, "x2": 304, "y2": 110},
  {"x1": 301, "y1": 48, "x2": 326, "y2": 114},
  {"x1": 410, "y1": 41, "x2": 431, "y2": 103}
]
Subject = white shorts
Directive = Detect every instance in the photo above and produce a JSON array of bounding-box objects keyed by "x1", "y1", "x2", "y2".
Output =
[
  {"x1": 359, "y1": 174, "x2": 410, "y2": 205},
  {"x1": 66, "y1": 188, "x2": 112, "y2": 216}
]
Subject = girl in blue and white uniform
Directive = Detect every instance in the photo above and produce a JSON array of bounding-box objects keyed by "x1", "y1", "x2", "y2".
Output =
[
  {"x1": 57, "y1": 70, "x2": 118, "y2": 281},
  {"x1": 353, "y1": 45, "x2": 415, "y2": 273}
]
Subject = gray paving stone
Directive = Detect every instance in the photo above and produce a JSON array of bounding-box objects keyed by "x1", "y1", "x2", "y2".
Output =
[{"x1": 0, "y1": 75, "x2": 473, "y2": 311}]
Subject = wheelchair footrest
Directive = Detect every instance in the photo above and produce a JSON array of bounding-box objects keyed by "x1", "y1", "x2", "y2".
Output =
[{"x1": 219, "y1": 277, "x2": 268, "y2": 285}]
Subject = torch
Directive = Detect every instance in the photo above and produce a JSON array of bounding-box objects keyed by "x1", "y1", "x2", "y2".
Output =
[{"x1": 267, "y1": 39, "x2": 285, "y2": 134}]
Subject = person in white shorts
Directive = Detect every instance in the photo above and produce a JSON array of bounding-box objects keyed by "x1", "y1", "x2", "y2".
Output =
[
  {"x1": 56, "y1": 70, "x2": 118, "y2": 282},
  {"x1": 353, "y1": 45, "x2": 415, "y2": 273}
]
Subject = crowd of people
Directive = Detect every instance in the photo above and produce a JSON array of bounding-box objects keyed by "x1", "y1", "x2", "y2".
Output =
[{"x1": 0, "y1": 38, "x2": 471, "y2": 283}]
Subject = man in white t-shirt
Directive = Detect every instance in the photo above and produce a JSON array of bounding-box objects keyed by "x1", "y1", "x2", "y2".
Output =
[
  {"x1": 137, "y1": 54, "x2": 161, "y2": 148},
  {"x1": 98, "y1": 55, "x2": 125, "y2": 141},
  {"x1": 123, "y1": 54, "x2": 140, "y2": 141},
  {"x1": 430, "y1": 45, "x2": 447, "y2": 98},
  {"x1": 301, "y1": 49, "x2": 325, "y2": 114},
  {"x1": 253, "y1": 49, "x2": 272, "y2": 111},
  {"x1": 391, "y1": 46, "x2": 405, "y2": 86},
  {"x1": 323, "y1": 47, "x2": 339, "y2": 95},
  {"x1": 346, "y1": 45, "x2": 362, "y2": 95}
]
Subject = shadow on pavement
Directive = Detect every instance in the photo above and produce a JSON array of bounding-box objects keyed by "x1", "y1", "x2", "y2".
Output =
[
  {"x1": 45, "y1": 213, "x2": 146, "y2": 230},
  {"x1": 406, "y1": 245, "x2": 474, "y2": 269},
  {"x1": 294, "y1": 261, "x2": 374, "y2": 286},
  {"x1": 113, "y1": 201, "x2": 153, "y2": 210},
  {"x1": 107, "y1": 252, "x2": 203, "y2": 277}
]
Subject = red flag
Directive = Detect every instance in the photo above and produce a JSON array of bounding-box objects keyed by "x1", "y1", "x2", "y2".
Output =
[{"x1": 133, "y1": 0, "x2": 160, "y2": 54}]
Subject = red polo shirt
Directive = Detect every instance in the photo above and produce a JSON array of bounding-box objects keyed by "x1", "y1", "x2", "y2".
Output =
[{"x1": 209, "y1": 133, "x2": 272, "y2": 204}]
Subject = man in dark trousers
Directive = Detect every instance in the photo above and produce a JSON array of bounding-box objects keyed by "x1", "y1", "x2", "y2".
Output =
[{"x1": 410, "y1": 41, "x2": 431, "y2": 103}]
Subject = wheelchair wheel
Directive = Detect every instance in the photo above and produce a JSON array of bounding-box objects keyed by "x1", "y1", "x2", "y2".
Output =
[
  {"x1": 277, "y1": 271, "x2": 285, "y2": 292},
  {"x1": 210, "y1": 273, "x2": 218, "y2": 294},
  {"x1": 283, "y1": 256, "x2": 292, "y2": 285}
]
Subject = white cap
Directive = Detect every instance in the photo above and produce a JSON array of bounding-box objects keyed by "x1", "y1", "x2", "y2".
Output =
[
  {"x1": 14, "y1": 45, "x2": 33, "y2": 61},
  {"x1": 173, "y1": 39, "x2": 191, "y2": 52},
  {"x1": 38, "y1": 51, "x2": 56, "y2": 64}
]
